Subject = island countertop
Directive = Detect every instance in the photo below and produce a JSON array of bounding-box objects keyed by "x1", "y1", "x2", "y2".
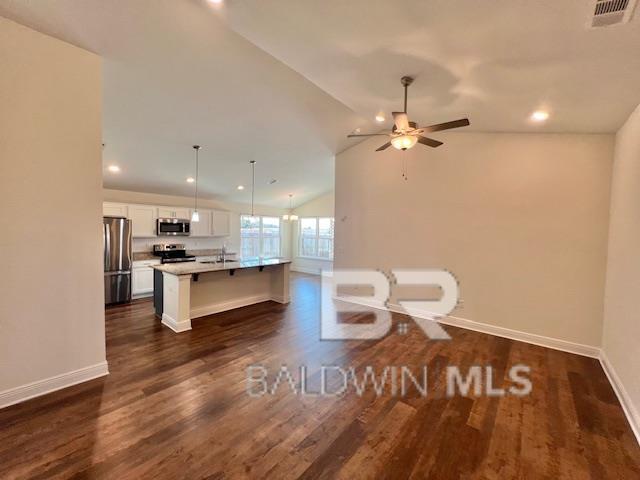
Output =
[{"x1": 151, "y1": 257, "x2": 291, "y2": 276}]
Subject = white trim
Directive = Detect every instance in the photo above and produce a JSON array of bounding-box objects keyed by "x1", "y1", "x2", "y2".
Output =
[
  {"x1": 599, "y1": 350, "x2": 640, "y2": 445},
  {"x1": 161, "y1": 312, "x2": 192, "y2": 332},
  {"x1": 291, "y1": 265, "x2": 321, "y2": 275},
  {"x1": 190, "y1": 294, "x2": 272, "y2": 319},
  {"x1": 296, "y1": 255, "x2": 335, "y2": 261},
  {"x1": 437, "y1": 313, "x2": 600, "y2": 358},
  {"x1": 132, "y1": 292, "x2": 153, "y2": 300},
  {"x1": 335, "y1": 296, "x2": 600, "y2": 358},
  {"x1": 0, "y1": 361, "x2": 109, "y2": 410}
]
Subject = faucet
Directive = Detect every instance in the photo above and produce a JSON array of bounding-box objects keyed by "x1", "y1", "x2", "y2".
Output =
[{"x1": 218, "y1": 244, "x2": 227, "y2": 263}]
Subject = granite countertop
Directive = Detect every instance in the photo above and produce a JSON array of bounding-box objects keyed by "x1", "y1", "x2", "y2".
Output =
[
  {"x1": 132, "y1": 249, "x2": 237, "y2": 261},
  {"x1": 151, "y1": 257, "x2": 291, "y2": 276}
]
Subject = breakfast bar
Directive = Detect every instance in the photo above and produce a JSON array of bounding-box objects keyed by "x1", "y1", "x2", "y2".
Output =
[{"x1": 152, "y1": 258, "x2": 291, "y2": 333}]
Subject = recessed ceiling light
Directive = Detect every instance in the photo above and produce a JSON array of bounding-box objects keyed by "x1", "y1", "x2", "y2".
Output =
[
  {"x1": 209, "y1": 0, "x2": 223, "y2": 4},
  {"x1": 237, "y1": 185, "x2": 245, "y2": 190},
  {"x1": 530, "y1": 110, "x2": 550, "y2": 122},
  {"x1": 186, "y1": 177, "x2": 195, "y2": 183},
  {"x1": 107, "y1": 165, "x2": 120, "y2": 173},
  {"x1": 375, "y1": 114, "x2": 385, "y2": 123}
]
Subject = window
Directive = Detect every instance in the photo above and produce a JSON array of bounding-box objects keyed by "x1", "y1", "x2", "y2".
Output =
[
  {"x1": 299, "y1": 217, "x2": 334, "y2": 259},
  {"x1": 240, "y1": 215, "x2": 281, "y2": 259}
]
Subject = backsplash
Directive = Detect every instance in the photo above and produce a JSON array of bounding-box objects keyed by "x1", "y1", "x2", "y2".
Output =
[{"x1": 132, "y1": 236, "x2": 237, "y2": 253}]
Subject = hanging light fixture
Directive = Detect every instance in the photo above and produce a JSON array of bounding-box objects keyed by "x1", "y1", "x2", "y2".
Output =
[
  {"x1": 191, "y1": 145, "x2": 201, "y2": 222},
  {"x1": 391, "y1": 135, "x2": 418, "y2": 151},
  {"x1": 249, "y1": 160, "x2": 256, "y2": 217},
  {"x1": 283, "y1": 194, "x2": 298, "y2": 221}
]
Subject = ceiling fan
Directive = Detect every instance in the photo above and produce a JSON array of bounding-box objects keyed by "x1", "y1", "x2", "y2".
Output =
[{"x1": 348, "y1": 76, "x2": 470, "y2": 151}]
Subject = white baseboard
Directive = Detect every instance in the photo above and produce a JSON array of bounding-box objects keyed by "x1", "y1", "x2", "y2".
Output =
[
  {"x1": 132, "y1": 291, "x2": 153, "y2": 299},
  {"x1": 190, "y1": 294, "x2": 272, "y2": 319},
  {"x1": 291, "y1": 266, "x2": 321, "y2": 275},
  {"x1": 270, "y1": 294, "x2": 290, "y2": 304},
  {"x1": 437, "y1": 313, "x2": 600, "y2": 358},
  {"x1": 161, "y1": 312, "x2": 192, "y2": 333},
  {"x1": 0, "y1": 361, "x2": 109, "y2": 410},
  {"x1": 335, "y1": 296, "x2": 600, "y2": 358},
  {"x1": 599, "y1": 350, "x2": 640, "y2": 445}
]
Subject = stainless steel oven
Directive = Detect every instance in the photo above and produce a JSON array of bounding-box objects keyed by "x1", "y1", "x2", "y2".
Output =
[{"x1": 157, "y1": 218, "x2": 190, "y2": 236}]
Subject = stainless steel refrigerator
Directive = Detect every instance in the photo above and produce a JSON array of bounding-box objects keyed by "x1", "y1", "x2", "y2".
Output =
[{"x1": 103, "y1": 216, "x2": 132, "y2": 305}]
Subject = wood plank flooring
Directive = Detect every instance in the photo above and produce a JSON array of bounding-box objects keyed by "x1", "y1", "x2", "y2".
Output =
[{"x1": 1, "y1": 273, "x2": 638, "y2": 479}]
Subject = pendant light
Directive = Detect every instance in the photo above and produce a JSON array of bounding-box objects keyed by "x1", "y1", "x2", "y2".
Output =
[
  {"x1": 249, "y1": 160, "x2": 256, "y2": 217},
  {"x1": 191, "y1": 145, "x2": 201, "y2": 222},
  {"x1": 283, "y1": 194, "x2": 298, "y2": 221}
]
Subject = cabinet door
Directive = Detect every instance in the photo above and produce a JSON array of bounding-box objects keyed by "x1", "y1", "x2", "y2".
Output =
[
  {"x1": 157, "y1": 207, "x2": 175, "y2": 219},
  {"x1": 103, "y1": 202, "x2": 128, "y2": 218},
  {"x1": 190, "y1": 209, "x2": 212, "y2": 237},
  {"x1": 129, "y1": 205, "x2": 157, "y2": 238},
  {"x1": 132, "y1": 267, "x2": 154, "y2": 295},
  {"x1": 172, "y1": 208, "x2": 191, "y2": 220},
  {"x1": 212, "y1": 210, "x2": 231, "y2": 237}
]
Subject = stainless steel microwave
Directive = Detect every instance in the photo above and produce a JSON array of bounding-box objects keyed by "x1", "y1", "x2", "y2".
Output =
[{"x1": 157, "y1": 218, "x2": 190, "y2": 236}]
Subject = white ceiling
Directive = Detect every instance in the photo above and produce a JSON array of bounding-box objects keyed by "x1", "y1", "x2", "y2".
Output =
[
  {"x1": 1, "y1": 0, "x2": 640, "y2": 206},
  {"x1": 219, "y1": 0, "x2": 640, "y2": 133},
  {"x1": 0, "y1": 0, "x2": 369, "y2": 207}
]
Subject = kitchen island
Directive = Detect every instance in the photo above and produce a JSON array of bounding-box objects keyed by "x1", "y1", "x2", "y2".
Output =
[{"x1": 152, "y1": 258, "x2": 291, "y2": 333}]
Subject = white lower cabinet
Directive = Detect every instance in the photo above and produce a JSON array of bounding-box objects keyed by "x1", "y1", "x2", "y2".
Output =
[{"x1": 132, "y1": 260, "x2": 160, "y2": 297}]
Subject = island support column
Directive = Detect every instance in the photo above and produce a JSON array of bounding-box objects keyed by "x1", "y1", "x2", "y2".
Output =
[
  {"x1": 161, "y1": 273, "x2": 192, "y2": 332},
  {"x1": 270, "y1": 262, "x2": 291, "y2": 303}
]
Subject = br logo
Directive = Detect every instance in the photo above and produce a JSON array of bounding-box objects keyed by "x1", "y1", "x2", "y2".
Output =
[{"x1": 320, "y1": 269, "x2": 459, "y2": 341}]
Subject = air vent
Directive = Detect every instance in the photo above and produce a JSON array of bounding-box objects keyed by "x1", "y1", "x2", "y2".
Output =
[{"x1": 590, "y1": 0, "x2": 638, "y2": 27}]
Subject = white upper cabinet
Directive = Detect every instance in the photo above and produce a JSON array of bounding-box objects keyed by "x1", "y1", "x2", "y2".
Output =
[
  {"x1": 157, "y1": 206, "x2": 190, "y2": 219},
  {"x1": 102, "y1": 202, "x2": 232, "y2": 238},
  {"x1": 173, "y1": 208, "x2": 190, "y2": 220},
  {"x1": 212, "y1": 210, "x2": 231, "y2": 237},
  {"x1": 103, "y1": 202, "x2": 128, "y2": 218},
  {"x1": 129, "y1": 204, "x2": 157, "y2": 238},
  {"x1": 190, "y1": 209, "x2": 212, "y2": 237}
]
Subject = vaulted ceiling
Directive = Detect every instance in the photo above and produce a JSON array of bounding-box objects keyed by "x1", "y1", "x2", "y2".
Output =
[{"x1": 1, "y1": 0, "x2": 639, "y2": 206}]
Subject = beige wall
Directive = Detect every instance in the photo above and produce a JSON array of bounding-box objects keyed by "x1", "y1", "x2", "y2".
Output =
[
  {"x1": 103, "y1": 189, "x2": 291, "y2": 257},
  {"x1": 603, "y1": 104, "x2": 640, "y2": 425},
  {"x1": 291, "y1": 191, "x2": 335, "y2": 274},
  {"x1": 335, "y1": 132, "x2": 613, "y2": 346},
  {"x1": 0, "y1": 18, "x2": 105, "y2": 395}
]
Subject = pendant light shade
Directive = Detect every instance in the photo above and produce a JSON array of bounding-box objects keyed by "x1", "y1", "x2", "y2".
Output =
[
  {"x1": 191, "y1": 145, "x2": 201, "y2": 222},
  {"x1": 283, "y1": 194, "x2": 298, "y2": 221},
  {"x1": 249, "y1": 160, "x2": 256, "y2": 217}
]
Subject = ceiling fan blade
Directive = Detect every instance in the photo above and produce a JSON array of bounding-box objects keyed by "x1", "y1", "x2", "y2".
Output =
[
  {"x1": 420, "y1": 118, "x2": 470, "y2": 133},
  {"x1": 392, "y1": 112, "x2": 409, "y2": 131},
  {"x1": 347, "y1": 133, "x2": 389, "y2": 138},
  {"x1": 417, "y1": 136, "x2": 443, "y2": 148},
  {"x1": 375, "y1": 142, "x2": 392, "y2": 151}
]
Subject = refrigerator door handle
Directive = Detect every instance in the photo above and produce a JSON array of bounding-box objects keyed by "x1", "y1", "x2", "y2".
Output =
[{"x1": 105, "y1": 223, "x2": 111, "y2": 270}]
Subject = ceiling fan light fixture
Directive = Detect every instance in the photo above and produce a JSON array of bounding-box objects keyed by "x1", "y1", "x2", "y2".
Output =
[{"x1": 391, "y1": 135, "x2": 418, "y2": 151}]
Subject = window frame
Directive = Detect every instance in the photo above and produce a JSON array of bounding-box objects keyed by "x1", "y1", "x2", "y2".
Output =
[
  {"x1": 240, "y1": 215, "x2": 282, "y2": 259},
  {"x1": 298, "y1": 216, "x2": 334, "y2": 260}
]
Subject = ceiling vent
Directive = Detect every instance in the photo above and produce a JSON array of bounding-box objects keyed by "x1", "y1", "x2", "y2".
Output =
[{"x1": 590, "y1": 0, "x2": 638, "y2": 27}]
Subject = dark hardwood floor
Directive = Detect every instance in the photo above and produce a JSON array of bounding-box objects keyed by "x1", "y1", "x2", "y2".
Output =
[{"x1": 1, "y1": 273, "x2": 638, "y2": 479}]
